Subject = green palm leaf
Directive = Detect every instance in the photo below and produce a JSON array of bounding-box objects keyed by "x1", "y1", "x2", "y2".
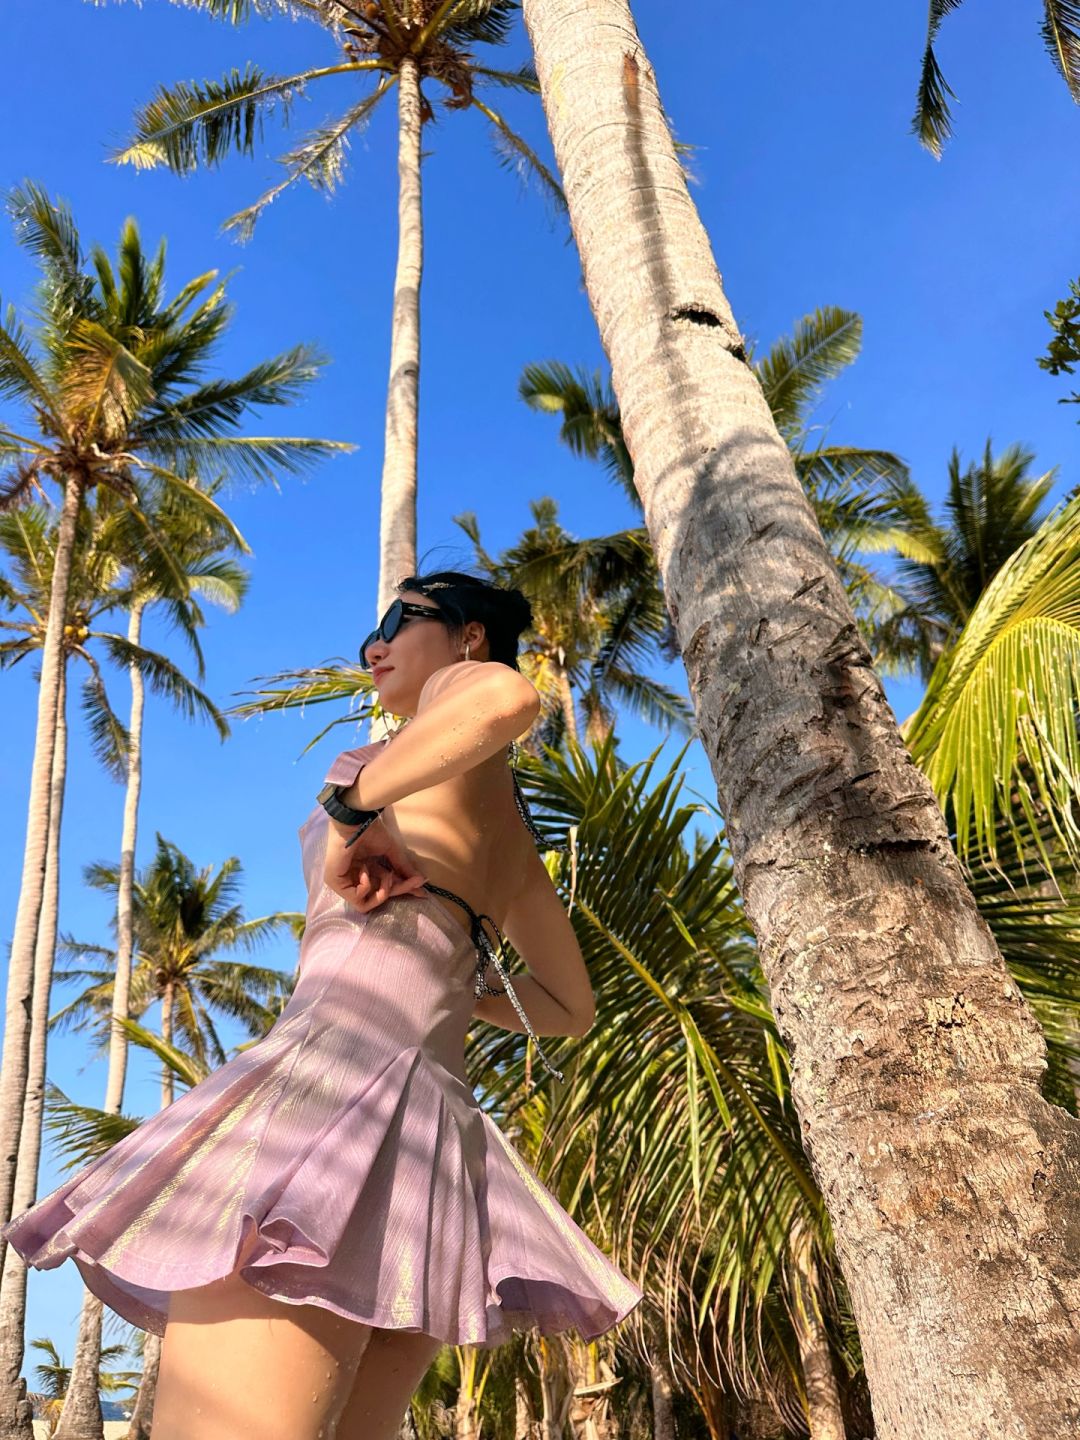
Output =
[
  {"x1": 753, "y1": 306, "x2": 863, "y2": 438},
  {"x1": 114, "y1": 64, "x2": 310, "y2": 172},
  {"x1": 905, "y1": 487, "x2": 1080, "y2": 874},
  {"x1": 223, "y1": 78, "x2": 396, "y2": 241}
]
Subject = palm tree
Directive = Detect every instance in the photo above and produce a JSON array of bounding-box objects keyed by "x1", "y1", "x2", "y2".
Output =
[
  {"x1": 519, "y1": 2, "x2": 1080, "y2": 1428},
  {"x1": 24, "y1": 1338, "x2": 137, "y2": 1439},
  {"x1": 50, "y1": 838, "x2": 300, "y2": 1440},
  {"x1": 519, "y1": 308, "x2": 928, "y2": 677},
  {"x1": 0, "y1": 493, "x2": 232, "y2": 1440},
  {"x1": 455, "y1": 497, "x2": 693, "y2": 746},
  {"x1": 912, "y1": 1, "x2": 1080, "y2": 157},
  {"x1": 111, "y1": 0, "x2": 563, "y2": 611},
  {"x1": 53, "y1": 836, "x2": 301, "y2": 1105},
  {"x1": 0, "y1": 179, "x2": 346, "y2": 1290},
  {"x1": 874, "y1": 440, "x2": 1057, "y2": 680}
]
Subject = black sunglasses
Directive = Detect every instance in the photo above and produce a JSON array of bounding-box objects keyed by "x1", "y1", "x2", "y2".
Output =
[{"x1": 359, "y1": 598, "x2": 449, "y2": 670}]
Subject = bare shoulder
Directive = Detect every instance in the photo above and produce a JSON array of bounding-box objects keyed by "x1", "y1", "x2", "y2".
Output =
[{"x1": 417, "y1": 659, "x2": 539, "y2": 717}]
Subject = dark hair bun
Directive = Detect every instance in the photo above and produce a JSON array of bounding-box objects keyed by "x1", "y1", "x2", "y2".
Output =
[{"x1": 396, "y1": 570, "x2": 532, "y2": 669}]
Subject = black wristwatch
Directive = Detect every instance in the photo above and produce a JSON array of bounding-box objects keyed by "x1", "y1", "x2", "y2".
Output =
[{"x1": 316, "y1": 781, "x2": 383, "y2": 838}]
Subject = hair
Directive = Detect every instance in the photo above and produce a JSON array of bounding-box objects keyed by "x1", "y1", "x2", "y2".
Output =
[{"x1": 395, "y1": 570, "x2": 533, "y2": 671}]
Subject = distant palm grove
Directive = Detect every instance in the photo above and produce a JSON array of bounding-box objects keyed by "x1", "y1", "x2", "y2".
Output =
[{"x1": 1, "y1": 2, "x2": 1079, "y2": 1440}]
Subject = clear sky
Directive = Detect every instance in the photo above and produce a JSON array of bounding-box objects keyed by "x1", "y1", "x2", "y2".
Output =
[{"x1": 2, "y1": 0, "x2": 1078, "y2": 1358}]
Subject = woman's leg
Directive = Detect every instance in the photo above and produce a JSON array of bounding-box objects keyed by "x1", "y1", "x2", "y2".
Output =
[
  {"x1": 336, "y1": 1327, "x2": 444, "y2": 1440},
  {"x1": 152, "y1": 1271, "x2": 374, "y2": 1440}
]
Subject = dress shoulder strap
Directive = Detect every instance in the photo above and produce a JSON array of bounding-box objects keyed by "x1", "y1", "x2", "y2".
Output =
[{"x1": 508, "y1": 741, "x2": 569, "y2": 854}]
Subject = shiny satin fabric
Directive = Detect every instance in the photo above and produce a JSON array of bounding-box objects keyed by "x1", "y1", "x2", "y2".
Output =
[{"x1": 3, "y1": 744, "x2": 644, "y2": 1347}]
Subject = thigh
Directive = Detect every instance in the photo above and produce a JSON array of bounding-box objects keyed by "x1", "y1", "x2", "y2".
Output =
[
  {"x1": 336, "y1": 1326, "x2": 444, "y2": 1440},
  {"x1": 152, "y1": 1271, "x2": 374, "y2": 1440}
]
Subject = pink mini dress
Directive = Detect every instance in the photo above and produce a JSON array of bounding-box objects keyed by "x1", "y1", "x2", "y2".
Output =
[{"x1": 2, "y1": 742, "x2": 644, "y2": 1347}]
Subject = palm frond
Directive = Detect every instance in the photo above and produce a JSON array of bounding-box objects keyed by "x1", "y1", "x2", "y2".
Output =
[
  {"x1": 6, "y1": 182, "x2": 94, "y2": 329},
  {"x1": 1042, "y1": 0, "x2": 1080, "y2": 97},
  {"x1": 911, "y1": 0, "x2": 965, "y2": 157},
  {"x1": 753, "y1": 307, "x2": 862, "y2": 437},
  {"x1": 43, "y1": 1082, "x2": 140, "y2": 1170},
  {"x1": 79, "y1": 666, "x2": 131, "y2": 780},
  {"x1": 63, "y1": 319, "x2": 155, "y2": 436},
  {"x1": 905, "y1": 487, "x2": 1080, "y2": 875},
  {"x1": 470, "y1": 62, "x2": 540, "y2": 92},
  {"x1": 440, "y1": 0, "x2": 518, "y2": 47},
  {"x1": 115, "y1": 64, "x2": 309, "y2": 172},
  {"x1": 136, "y1": 343, "x2": 332, "y2": 441},
  {"x1": 471, "y1": 96, "x2": 567, "y2": 216},
  {"x1": 222, "y1": 77, "x2": 394, "y2": 241},
  {"x1": 0, "y1": 303, "x2": 63, "y2": 423},
  {"x1": 139, "y1": 435, "x2": 352, "y2": 489},
  {"x1": 97, "y1": 632, "x2": 230, "y2": 737}
]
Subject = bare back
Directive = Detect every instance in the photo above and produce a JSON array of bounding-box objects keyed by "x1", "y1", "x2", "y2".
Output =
[{"x1": 378, "y1": 666, "x2": 537, "y2": 938}]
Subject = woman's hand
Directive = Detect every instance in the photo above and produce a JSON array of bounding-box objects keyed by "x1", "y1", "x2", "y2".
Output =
[{"x1": 324, "y1": 818, "x2": 427, "y2": 913}]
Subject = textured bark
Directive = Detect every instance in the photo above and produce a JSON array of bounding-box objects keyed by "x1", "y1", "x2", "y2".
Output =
[
  {"x1": 105, "y1": 601, "x2": 146, "y2": 1115},
  {"x1": 159, "y1": 981, "x2": 175, "y2": 1111},
  {"x1": 555, "y1": 664, "x2": 578, "y2": 746},
  {"x1": 124, "y1": 1334, "x2": 159, "y2": 1440},
  {"x1": 516, "y1": 1372, "x2": 536, "y2": 1440},
  {"x1": 650, "y1": 1353, "x2": 675, "y2": 1440},
  {"x1": 377, "y1": 54, "x2": 423, "y2": 613},
  {"x1": 0, "y1": 477, "x2": 83, "y2": 1440},
  {"x1": 791, "y1": 1249, "x2": 844, "y2": 1440},
  {"x1": 53, "y1": 1294, "x2": 104, "y2": 1440},
  {"x1": 0, "y1": 476, "x2": 83, "y2": 1251},
  {"x1": 0, "y1": 668, "x2": 68, "y2": 1440},
  {"x1": 520, "y1": 2, "x2": 1080, "y2": 1435}
]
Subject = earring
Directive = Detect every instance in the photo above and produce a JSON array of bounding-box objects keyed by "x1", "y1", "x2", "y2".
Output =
[{"x1": 464, "y1": 641, "x2": 472, "y2": 661}]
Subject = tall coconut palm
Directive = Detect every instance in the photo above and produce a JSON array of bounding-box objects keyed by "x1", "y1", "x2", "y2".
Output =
[
  {"x1": 53, "y1": 837, "x2": 301, "y2": 1104},
  {"x1": 24, "y1": 1338, "x2": 137, "y2": 1439},
  {"x1": 0, "y1": 498, "x2": 241, "y2": 1440},
  {"x1": 519, "y1": 2, "x2": 1080, "y2": 1430},
  {"x1": 0, "y1": 179, "x2": 346, "y2": 1309},
  {"x1": 912, "y1": 0, "x2": 1080, "y2": 157},
  {"x1": 48, "y1": 836, "x2": 300, "y2": 1440},
  {"x1": 112, "y1": 0, "x2": 563, "y2": 610},
  {"x1": 5, "y1": 488, "x2": 247, "y2": 1440}
]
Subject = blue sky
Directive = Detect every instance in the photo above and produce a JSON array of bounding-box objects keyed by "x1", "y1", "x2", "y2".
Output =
[{"x1": 2, "y1": 0, "x2": 1078, "y2": 1357}]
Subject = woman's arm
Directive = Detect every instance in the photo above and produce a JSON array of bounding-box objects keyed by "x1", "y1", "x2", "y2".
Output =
[
  {"x1": 473, "y1": 848, "x2": 596, "y2": 1039},
  {"x1": 339, "y1": 660, "x2": 540, "y2": 812}
]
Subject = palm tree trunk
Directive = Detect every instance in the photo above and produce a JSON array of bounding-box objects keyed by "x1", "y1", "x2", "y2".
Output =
[
  {"x1": 377, "y1": 53, "x2": 423, "y2": 613},
  {"x1": 0, "y1": 475, "x2": 83, "y2": 1252},
  {"x1": 105, "y1": 600, "x2": 146, "y2": 1115},
  {"x1": 160, "y1": 981, "x2": 175, "y2": 1110},
  {"x1": 650, "y1": 1354, "x2": 675, "y2": 1440},
  {"x1": 791, "y1": 1249, "x2": 844, "y2": 1440},
  {"x1": 520, "y1": 3, "x2": 1080, "y2": 1435},
  {"x1": 52, "y1": 1294, "x2": 104, "y2": 1440},
  {"x1": 515, "y1": 1372, "x2": 535, "y2": 1440},
  {"x1": 55, "y1": 605, "x2": 150, "y2": 1440},
  {"x1": 0, "y1": 665, "x2": 69, "y2": 1440},
  {"x1": 555, "y1": 664, "x2": 578, "y2": 746},
  {"x1": 124, "y1": 1334, "x2": 159, "y2": 1440}
]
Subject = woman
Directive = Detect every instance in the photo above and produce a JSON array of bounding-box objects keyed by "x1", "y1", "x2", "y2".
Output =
[{"x1": 4, "y1": 571, "x2": 644, "y2": 1440}]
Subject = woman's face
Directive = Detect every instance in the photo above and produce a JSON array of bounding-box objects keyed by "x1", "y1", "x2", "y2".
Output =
[{"x1": 364, "y1": 591, "x2": 485, "y2": 716}]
